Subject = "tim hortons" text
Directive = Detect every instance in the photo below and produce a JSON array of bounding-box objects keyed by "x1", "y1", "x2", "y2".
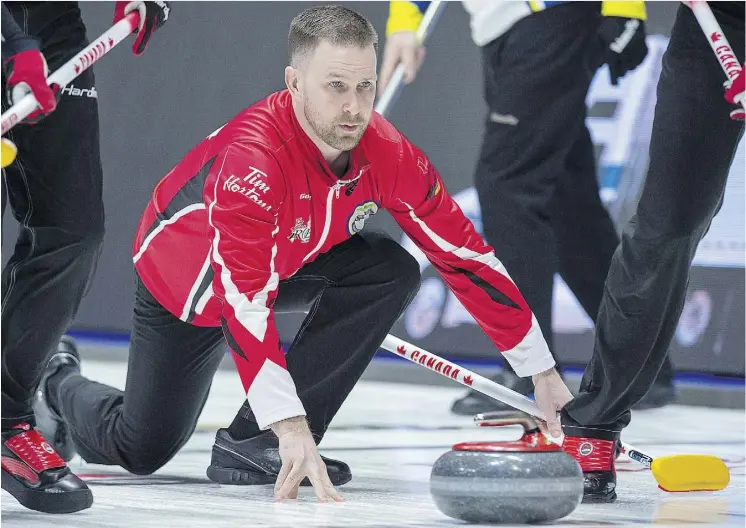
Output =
[{"x1": 224, "y1": 167, "x2": 272, "y2": 212}]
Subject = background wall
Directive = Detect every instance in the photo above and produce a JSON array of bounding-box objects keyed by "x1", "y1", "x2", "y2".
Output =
[{"x1": 3, "y1": 2, "x2": 743, "y2": 377}]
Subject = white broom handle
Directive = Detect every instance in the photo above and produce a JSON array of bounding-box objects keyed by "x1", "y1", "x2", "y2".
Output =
[
  {"x1": 375, "y1": 1, "x2": 447, "y2": 117},
  {"x1": 684, "y1": 0, "x2": 745, "y2": 109},
  {"x1": 1, "y1": 12, "x2": 139, "y2": 135},
  {"x1": 382, "y1": 333, "x2": 545, "y2": 417},
  {"x1": 381, "y1": 333, "x2": 655, "y2": 468}
]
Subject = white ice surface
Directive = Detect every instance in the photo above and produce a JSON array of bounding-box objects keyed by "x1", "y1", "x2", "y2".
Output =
[{"x1": 2, "y1": 360, "x2": 744, "y2": 527}]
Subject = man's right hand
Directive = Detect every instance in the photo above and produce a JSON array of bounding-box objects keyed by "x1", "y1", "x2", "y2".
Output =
[
  {"x1": 378, "y1": 31, "x2": 426, "y2": 95},
  {"x1": 270, "y1": 416, "x2": 343, "y2": 503},
  {"x1": 531, "y1": 368, "x2": 573, "y2": 438}
]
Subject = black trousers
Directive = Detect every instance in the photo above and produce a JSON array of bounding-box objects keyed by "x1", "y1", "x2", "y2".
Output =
[
  {"x1": 474, "y1": 3, "x2": 620, "y2": 360},
  {"x1": 474, "y1": 2, "x2": 674, "y2": 383},
  {"x1": 1, "y1": 3, "x2": 104, "y2": 428},
  {"x1": 50, "y1": 232, "x2": 420, "y2": 475},
  {"x1": 563, "y1": 3, "x2": 745, "y2": 431}
]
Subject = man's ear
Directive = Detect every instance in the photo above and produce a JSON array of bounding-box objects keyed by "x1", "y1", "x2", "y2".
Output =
[{"x1": 285, "y1": 66, "x2": 300, "y2": 95}]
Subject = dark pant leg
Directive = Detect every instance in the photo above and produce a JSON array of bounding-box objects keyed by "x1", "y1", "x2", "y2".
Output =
[
  {"x1": 474, "y1": 3, "x2": 603, "y2": 360},
  {"x1": 555, "y1": 122, "x2": 679, "y2": 387},
  {"x1": 553, "y1": 123, "x2": 620, "y2": 322},
  {"x1": 562, "y1": 4, "x2": 745, "y2": 430},
  {"x1": 2, "y1": 169, "x2": 6, "y2": 219},
  {"x1": 1, "y1": 37, "x2": 104, "y2": 426},
  {"x1": 51, "y1": 276, "x2": 226, "y2": 475},
  {"x1": 229, "y1": 232, "x2": 421, "y2": 441}
]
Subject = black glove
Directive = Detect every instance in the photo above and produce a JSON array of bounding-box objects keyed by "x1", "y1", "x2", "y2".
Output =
[
  {"x1": 598, "y1": 16, "x2": 648, "y2": 86},
  {"x1": 113, "y1": 1, "x2": 171, "y2": 56}
]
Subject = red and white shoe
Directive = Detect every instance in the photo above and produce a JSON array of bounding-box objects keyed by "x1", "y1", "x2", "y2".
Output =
[
  {"x1": 1, "y1": 422, "x2": 92, "y2": 513},
  {"x1": 562, "y1": 426, "x2": 619, "y2": 503}
]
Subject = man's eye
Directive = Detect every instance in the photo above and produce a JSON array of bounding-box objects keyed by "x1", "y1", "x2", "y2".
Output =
[
  {"x1": 329, "y1": 81, "x2": 345, "y2": 89},
  {"x1": 359, "y1": 81, "x2": 373, "y2": 90}
]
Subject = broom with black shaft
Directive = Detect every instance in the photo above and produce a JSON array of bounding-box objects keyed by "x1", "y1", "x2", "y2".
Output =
[{"x1": 381, "y1": 333, "x2": 730, "y2": 493}]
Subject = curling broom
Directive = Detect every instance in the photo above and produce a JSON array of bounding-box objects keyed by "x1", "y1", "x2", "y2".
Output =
[
  {"x1": 381, "y1": 333, "x2": 730, "y2": 493},
  {"x1": 1, "y1": 11, "x2": 141, "y2": 169}
]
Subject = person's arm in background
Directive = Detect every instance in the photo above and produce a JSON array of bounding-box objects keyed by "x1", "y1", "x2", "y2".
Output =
[
  {"x1": 598, "y1": 1, "x2": 648, "y2": 85},
  {"x1": 378, "y1": 1, "x2": 428, "y2": 94},
  {"x1": 378, "y1": 1, "x2": 649, "y2": 93}
]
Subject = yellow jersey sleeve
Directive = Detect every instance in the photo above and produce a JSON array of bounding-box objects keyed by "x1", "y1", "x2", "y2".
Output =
[
  {"x1": 601, "y1": 1, "x2": 647, "y2": 20},
  {"x1": 385, "y1": 1, "x2": 646, "y2": 39},
  {"x1": 386, "y1": 1, "x2": 427, "y2": 36}
]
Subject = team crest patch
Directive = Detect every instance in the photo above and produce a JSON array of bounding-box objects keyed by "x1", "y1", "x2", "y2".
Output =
[
  {"x1": 288, "y1": 217, "x2": 311, "y2": 243},
  {"x1": 347, "y1": 201, "x2": 379, "y2": 235}
]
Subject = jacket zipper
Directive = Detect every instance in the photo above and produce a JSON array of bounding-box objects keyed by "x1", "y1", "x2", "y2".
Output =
[{"x1": 302, "y1": 169, "x2": 364, "y2": 263}]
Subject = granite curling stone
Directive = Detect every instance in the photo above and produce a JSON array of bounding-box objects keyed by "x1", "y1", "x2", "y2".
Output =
[{"x1": 429, "y1": 413, "x2": 583, "y2": 524}]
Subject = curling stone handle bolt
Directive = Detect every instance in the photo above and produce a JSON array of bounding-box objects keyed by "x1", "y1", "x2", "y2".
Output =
[{"x1": 474, "y1": 411, "x2": 542, "y2": 435}]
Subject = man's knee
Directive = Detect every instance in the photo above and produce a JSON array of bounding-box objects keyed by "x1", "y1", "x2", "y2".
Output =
[
  {"x1": 394, "y1": 250, "x2": 421, "y2": 299},
  {"x1": 119, "y1": 439, "x2": 183, "y2": 476},
  {"x1": 636, "y1": 203, "x2": 714, "y2": 245},
  {"x1": 123, "y1": 457, "x2": 166, "y2": 476},
  {"x1": 71, "y1": 211, "x2": 106, "y2": 255},
  {"x1": 371, "y1": 235, "x2": 421, "y2": 298},
  {"x1": 53, "y1": 210, "x2": 106, "y2": 265},
  {"x1": 116, "y1": 425, "x2": 192, "y2": 476}
]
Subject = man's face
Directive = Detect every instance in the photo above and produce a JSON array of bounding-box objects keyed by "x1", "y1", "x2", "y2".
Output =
[{"x1": 297, "y1": 40, "x2": 377, "y2": 151}]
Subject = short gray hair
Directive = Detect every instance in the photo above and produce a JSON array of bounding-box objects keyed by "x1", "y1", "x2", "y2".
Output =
[{"x1": 288, "y1": 5, "x2": 378, "y2": 67}]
